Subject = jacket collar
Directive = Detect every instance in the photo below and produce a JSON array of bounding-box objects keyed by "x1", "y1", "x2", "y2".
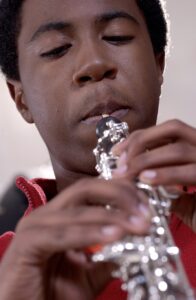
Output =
[{"x1": 16, "y1": 176, "x2": 57, "y2": 216}]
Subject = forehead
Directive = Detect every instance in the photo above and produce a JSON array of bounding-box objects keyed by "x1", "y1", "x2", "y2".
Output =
[{"x1": 20, "y1": 0, "x2": 145, "y2": 32}]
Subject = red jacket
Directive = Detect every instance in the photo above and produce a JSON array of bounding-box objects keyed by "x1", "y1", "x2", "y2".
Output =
[{"x1": 0, "y1": 177, "x2": 196, "y2": 300}]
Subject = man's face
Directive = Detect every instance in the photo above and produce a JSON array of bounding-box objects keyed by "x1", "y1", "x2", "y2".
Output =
[{"x1": 16, "y1": 0, "x2": 164, "y2": 176}]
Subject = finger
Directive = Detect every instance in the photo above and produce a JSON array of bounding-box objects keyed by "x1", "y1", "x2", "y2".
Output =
[
  {"x1": 15, "y1": 219, "x2": 150, "y2": 262},
  {"x1": 19, "y1": 199, "x2": 152, "y2": 244},
  {"x1": 62, "y1": 205, "x2": 151, "y2": 226},
  {"x1": 127, "y1": 142, "x2": 196, "y2": 177},
  {"x1": 114, "y1": 120, "x2": 196, "y2": 159},
  {"x1": 55, "y1": 178, "x2": 146, "y2": 215},
  {"x1": 18, "y1": 199, "x2": 150, "y2": 234},
  {"x1": 139, "y1": 164, "x2": 196, "y2": 186},
  {"x1": 14, "y1": 224, "x2": 123, "y2": 259},
  {"x1": 112, "y1": 138, "x2": 129, "y2": 156}
]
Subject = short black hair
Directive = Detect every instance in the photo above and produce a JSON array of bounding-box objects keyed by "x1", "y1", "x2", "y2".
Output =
[{"x1": 0, "y1": 0, "x2": 168, "y2": 80}]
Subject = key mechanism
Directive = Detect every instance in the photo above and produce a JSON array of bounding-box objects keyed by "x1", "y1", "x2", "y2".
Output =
[{"x1": 92, "y1": 116, "x2": 195, "y2": 300}]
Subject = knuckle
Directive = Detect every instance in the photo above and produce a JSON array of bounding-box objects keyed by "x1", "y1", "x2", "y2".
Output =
[
  {"x1": 174, "y1": 142, "x2": 189, "y2": 158},
  {"x1": 75, "y1": 177, "x2": 93, "y2": 189},
  {"x1": 52, "y1": 227, "x2": 66, "y2": 242},
  {"x1": 135, "y1": 153, "x2": 149, "y2": 169},
  {"x1": 129, "y1": 129, "x2": 144, "y2": 146},
  {"x1": 69, "y1": 178, "x2": 96, "y2": 200},
  {"x1": 129, "y1": 153, "x2": 149, "y2": 176},
  {"x1": 167, "y1": 119, "x2": 185, "y2": 133},
  {"x1": 65, "y1": 205, "x2": 86, "y2": 219},
  {"x1": 116, "y1": 181, "x2": 138, "y2": 205}
]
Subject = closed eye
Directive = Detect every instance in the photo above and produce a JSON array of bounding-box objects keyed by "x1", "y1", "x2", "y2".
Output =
[
  {"x1": 40, "y1": 44, "x2": 72, "y2": 58},
  {"x1": 103, "y1": 35, "x2": 134, "y2": 45}
]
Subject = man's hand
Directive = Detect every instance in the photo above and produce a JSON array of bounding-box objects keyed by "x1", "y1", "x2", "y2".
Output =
[
  {"x1": 113, "y1": 119, "x2": 196, "y2": 231},
  {"x1": 0, "y1": 178, "x2": 150, "y2": 300}
]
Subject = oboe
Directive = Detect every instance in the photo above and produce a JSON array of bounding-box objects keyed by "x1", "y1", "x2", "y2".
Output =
[{"x1": 92, "y1": 116, "x2": 195, "y2": 300}]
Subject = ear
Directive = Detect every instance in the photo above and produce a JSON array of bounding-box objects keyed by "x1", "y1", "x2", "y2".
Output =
[
  {"x1": 6, "y1": 79, "x2": 34, "y2": 124},
  {"x1": 155, "y1": 51, "x2": 165, "y2": 86}
]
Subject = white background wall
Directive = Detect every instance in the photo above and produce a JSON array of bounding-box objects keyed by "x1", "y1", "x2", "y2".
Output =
[{"x1": 0, "y1": 0, "x2": 196, "y2": 194}]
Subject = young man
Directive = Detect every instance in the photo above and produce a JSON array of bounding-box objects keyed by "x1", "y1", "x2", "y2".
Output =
[{"x1": 0, "y1": 0, "x2": 196, "y2": 299}]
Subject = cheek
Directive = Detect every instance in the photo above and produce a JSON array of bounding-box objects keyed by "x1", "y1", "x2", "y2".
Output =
[
  {"x1": 19, "y1": 53, "x2": 74, "y2": 148},
  {"x1": 119, "y1": 46, "x2": 160, "y2": 99},
  {"x1": 21, "y1": 79, "x2": 65, "y2": 141},
  {"x1": 116, "y1": 47, "x2": 160, "y2": 126},
  {"x1": 20, "y1": 60, "x2": 68, "y2": 121}
]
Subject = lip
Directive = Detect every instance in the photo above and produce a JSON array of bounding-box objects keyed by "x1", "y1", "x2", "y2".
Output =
[
  {"x1": 81, "y1": 108, "x2": 130, "y2": 125},
  {"x1": 81, "y1": 101, "x2": 130, "y2": 125}
]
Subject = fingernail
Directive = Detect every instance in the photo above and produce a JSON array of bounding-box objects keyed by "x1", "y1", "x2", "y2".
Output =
[
  {"x1": 113, "y1": 152, "x2": 128, "y2": 175},
  {"x1": 138, "y1": 204, "x2": 151, "y2": 220},
  {"x1": 117, "y1": 152, "x2": 127, "y2": 167},
  {"x1": 102, "y1": 226, "x2": 120, "y2": 236},
  {"x1": 129, "y1": 215, "x2": 143, "y2": 226},
  {"x1": 140, "y1": 170, "x2": 157, "y2": 181}
]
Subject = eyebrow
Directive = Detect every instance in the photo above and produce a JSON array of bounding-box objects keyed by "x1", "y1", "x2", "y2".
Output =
[
  {"x1": 29, "y1": 10, "x2": 139, "y2": 43},
  {"x1": 30, "y1": 21, "x2": 73, "y2": 43},
  {"x1": 96, "y1": 10, "x2": 139, "y2": 25}
]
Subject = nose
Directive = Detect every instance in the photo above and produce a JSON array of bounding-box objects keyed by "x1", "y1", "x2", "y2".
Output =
[{"x1": 72, "y1": 44, "x2": 117, "y2": 86}]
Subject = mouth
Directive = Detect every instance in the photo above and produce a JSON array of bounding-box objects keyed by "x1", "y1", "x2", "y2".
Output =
[{"x1": 81, "y1": 102, "x2": 130, "y2": 125}]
